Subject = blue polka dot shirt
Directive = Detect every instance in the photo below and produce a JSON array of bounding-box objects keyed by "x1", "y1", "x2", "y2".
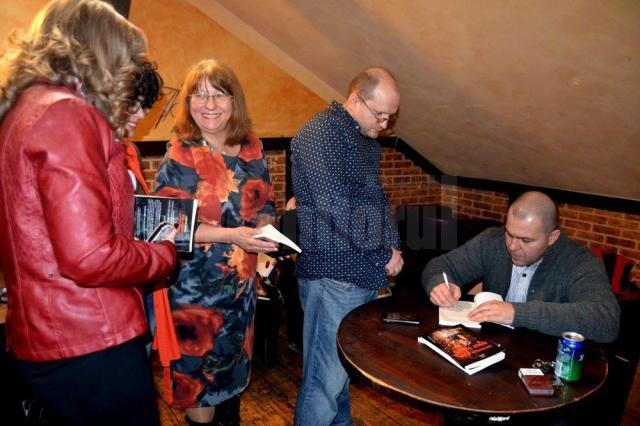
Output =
[{"x1": 291, "y1": 101, "x2": 401, "y2": 289}]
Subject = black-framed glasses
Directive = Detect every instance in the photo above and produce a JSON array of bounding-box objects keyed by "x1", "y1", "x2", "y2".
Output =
[
  {"x1": 355, "y1": 93, "x2": 392, "y2": 123},
  {"x1": 127, "y1": 101, "x2": 143, "y2": 115},
  {"x1": 127, "y1": 99, "x2": 151, "y2": 115},
  {"x1": 190, "y1": 91, "x2": 233, "y2": 106}
]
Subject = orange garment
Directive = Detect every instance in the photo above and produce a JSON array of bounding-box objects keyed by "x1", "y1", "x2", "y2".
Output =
[
  {"x1": 124, "y1": 141, "x2": 180, "y2": 404},
  {"x1": 151, "y1": 279, "x2": 181, "y2": 405},
  {"x1": 124, "y1": 142, "x2": 151, "y2": 194}
]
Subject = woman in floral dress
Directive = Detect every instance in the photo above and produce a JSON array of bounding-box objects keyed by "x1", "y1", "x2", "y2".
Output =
[{"x1": 155, "y1": 59, "x2": 277, "y2": 425}]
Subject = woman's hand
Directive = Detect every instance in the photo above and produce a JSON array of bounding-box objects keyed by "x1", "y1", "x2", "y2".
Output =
[
  {"x1": 230, "y1": 226, "x2": 278, "y2": 253},
  {"x1": 161, "y1": 227, "x2": 179, "y2": 244}
]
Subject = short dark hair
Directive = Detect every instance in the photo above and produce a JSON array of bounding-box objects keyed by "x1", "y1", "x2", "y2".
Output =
[{"x1": 134, "y1": 62, "x2": 163, "y2": 109}]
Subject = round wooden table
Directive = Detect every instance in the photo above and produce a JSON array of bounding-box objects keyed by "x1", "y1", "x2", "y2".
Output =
[{"x1": 337, "y1": 297, "x2": 608, "y2": 420}]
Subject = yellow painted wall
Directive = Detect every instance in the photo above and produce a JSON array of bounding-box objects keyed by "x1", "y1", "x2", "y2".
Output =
[
  {"x1": 0, "y1": 0, "x2": 327, "y2": 140},
  {"x1": 0, "y1": 1, "x2": 45, "y2": 43}
]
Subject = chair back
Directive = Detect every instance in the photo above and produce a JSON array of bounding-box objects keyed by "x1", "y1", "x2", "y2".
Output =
[{"x1": 591, "y1": 248, "x2": 635, "y2": 292}]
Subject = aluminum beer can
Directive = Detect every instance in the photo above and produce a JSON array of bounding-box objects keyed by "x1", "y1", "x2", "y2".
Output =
[{"x1": 554, "y1": 332, "x2": 585, "y2": 381}]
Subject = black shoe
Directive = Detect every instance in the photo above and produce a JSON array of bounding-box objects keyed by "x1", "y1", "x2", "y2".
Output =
[
  {"x1": 22, "y1": 398, "x2": 52, "y2": 426},
  {"x1": 212, "y1": 396, "x2": 240, "y2": 426}
]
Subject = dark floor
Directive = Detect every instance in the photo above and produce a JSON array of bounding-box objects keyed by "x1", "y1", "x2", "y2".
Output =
[
  {"x1": 156, "y1": 333, "x2": 444, "y2": 426},
  {"x1": 156, "y1": 329, "x2": 640, "y2": 426}
]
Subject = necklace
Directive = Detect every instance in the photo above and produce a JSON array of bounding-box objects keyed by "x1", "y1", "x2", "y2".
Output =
[
  {"x1": 203, "y1": 137, "x2": 242, "y2": 157},
  {"x1": 202, "y1": 137, "x2": 226, "y2": 155}
]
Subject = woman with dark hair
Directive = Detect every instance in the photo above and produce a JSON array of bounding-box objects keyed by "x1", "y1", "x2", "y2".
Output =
[
  {"x1": 0, "y1": 1, "x2": 177, "y2": 425},
  {"x1": 155, "y1": 59, "x2": 277, "y2": 425},
  {"x1": 124, "y1": 62, "x2": 164, "y2": 194},
  {"x1": 122, "y1": 63, "x2": 183, "y2": 391}
]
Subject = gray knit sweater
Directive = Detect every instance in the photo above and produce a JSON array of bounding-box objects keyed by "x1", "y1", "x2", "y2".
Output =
[{"x1": 422, "y1": 227, "x2": 620, "y2": 343}]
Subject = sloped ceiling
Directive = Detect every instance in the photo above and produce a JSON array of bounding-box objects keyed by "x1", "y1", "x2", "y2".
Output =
[{"x1": 187, "y1": 0, "x2": 639, "y2": 201}]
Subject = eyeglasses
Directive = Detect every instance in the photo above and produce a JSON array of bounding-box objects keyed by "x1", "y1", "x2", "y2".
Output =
[
  {"x1": 190, "y1": 91, "x2": 233, "y2": 106},
  {"x1": 127, "y1": 101, "x2": 149, "y2": 115},
  {"x1": 356, "y1": 93, "x2": 392, "y2": 123}
]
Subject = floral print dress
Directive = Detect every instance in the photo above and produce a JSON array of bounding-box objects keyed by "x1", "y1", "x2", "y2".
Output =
[{"x1": 155, "y1": 134, "x2": 275, "y2": 408}]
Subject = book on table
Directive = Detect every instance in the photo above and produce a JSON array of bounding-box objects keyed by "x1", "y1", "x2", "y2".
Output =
[
  {"x1": 134, "y1": 195, "x2": 198, "y2": 253},
  {"x1": 253, "y1": 224, "x2": 301, "y2": 257},
  {"x1": 417, "y1": 325, "x2": 505, "y2": 375},
  {"x1": 439, "y1": 291, "x2": 514, "y2": 329}
]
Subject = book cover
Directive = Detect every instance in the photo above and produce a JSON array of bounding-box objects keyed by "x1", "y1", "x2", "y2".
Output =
[
  {"x1": 518, "y1": 368, "x2": 555, "y2": 396},
  {"x1": 253, "y1": 224, "x2": 301, "y2": 257},
  {"x1": 418, "y1": 325, "x2": 505, "y2": 375},
  {"x1": 134, "y1": 195, "x2": 198, "y2": 253}
]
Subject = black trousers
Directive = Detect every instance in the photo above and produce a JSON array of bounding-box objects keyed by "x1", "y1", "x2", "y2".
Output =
[{"x1": 18, "y1": 337, "x2": 159, "y2": 426}]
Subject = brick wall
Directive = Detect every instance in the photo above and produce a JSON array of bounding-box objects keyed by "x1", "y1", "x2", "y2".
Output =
[
  {"x1": 140, "y1": 156, "x2": 163, "y2": 191},
  {"x1": 380, "y1": 148, "x2": 439, "y2": 207},
  {"x1": 378, "y1": 148, "x2": 510, "y2": 222},
  {"x1": 265, "y1": 150, "x2": 287, "y2": 213},
  {"x1": 378, "y1": 149, "x2": 640, "y2": 285},
  {"x1": 433, "y1": 184, "x2": 509, "y2": 222},
  {"x1": 558, "y1": 206, "x2": 640, "y2": 270},
  {"x1": 140, "y1": 146, "x2": 640, "y2": 284}
]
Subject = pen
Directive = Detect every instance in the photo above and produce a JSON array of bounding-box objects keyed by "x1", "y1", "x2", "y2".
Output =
[{"x1": 442, "y1": 272, "x2": 450, "y2": 290}]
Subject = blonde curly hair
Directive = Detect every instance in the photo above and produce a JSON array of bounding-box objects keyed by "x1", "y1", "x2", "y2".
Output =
[{"x1": 0, "y1": 0, "x2": 150, "y2": 139}]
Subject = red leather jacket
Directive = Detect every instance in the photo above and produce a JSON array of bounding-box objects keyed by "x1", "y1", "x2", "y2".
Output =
[{"x1": 0, "y1": 83, "x2": 177, "y2": 361}]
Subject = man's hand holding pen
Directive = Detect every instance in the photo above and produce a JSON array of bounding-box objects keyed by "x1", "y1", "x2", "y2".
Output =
[
  {"x1": 430, "y1": 272, "x2": 515, "y2": 325},
  {"x1": 429, "y1": 272, "x2": 461, "y2": 307}
]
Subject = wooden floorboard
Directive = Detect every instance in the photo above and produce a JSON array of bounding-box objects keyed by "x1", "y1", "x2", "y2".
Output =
[
  {"x1": 154, "y1": 329, "x2": 640, "y2": 426},
  {"x1": 155, "y1": 333, "x2": 443, "y2": 425}
]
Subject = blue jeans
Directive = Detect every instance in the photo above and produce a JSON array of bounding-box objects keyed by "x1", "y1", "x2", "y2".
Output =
[{"x1": 294, "y1": 278, "x2": 377, "y2": 426}]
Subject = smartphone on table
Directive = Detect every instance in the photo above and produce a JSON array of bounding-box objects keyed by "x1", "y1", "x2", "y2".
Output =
[{"x1": 382, "y1": 311, "x2": 421, "y2": 325}]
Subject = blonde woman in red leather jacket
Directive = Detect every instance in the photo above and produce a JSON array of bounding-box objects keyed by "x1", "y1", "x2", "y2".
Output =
[{"x1": 0, "y1": 1, "x2": 177, "y2": 425}]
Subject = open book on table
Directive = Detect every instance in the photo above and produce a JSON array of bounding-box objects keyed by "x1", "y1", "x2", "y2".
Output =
[
  {"x1": 254, "y1": 224, "x2": 301, "y2": 257},
  {"x1": 134, "y1": 195, "x2": 198, "y2": 253},
  {"x1": 439, "y1": 291, "x2": 514, "y2": 329},
  {"x1": 418, "y1": 325, "x2": 505, "y2": 375}
]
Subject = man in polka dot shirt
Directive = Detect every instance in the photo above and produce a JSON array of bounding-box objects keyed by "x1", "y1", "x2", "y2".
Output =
[{"x1": 291, "y1": 67, "x2": 404, "y2": 425}]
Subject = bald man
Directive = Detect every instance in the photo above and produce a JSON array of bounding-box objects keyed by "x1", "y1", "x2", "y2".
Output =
[
  {"x1": 422, "y1": 191, "x2": 620, "y2": 343},
  {"x1": 291, "y1": 67, "x2": 403, "y2": 425}
]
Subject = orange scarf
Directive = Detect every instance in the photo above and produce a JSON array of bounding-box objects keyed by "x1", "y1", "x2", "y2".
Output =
[
  {"x1": 124, "y1": 141, "x2": 180, "y2": 404},
  {"x1": 151, "y1": 279, "x2": 181, "y2": 404}
]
